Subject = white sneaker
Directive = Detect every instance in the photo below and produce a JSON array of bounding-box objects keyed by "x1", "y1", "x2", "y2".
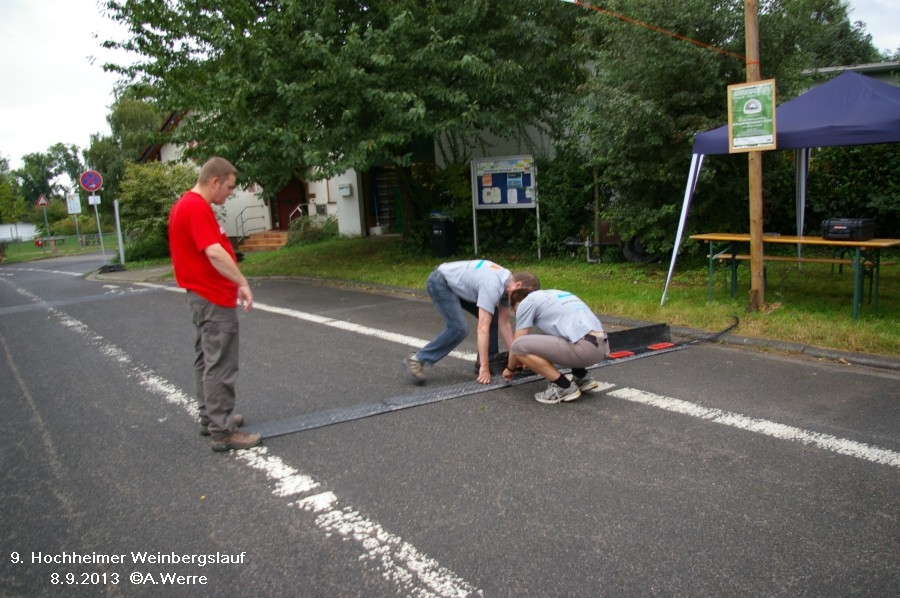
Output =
[
  {"x1": 534, "y1": 382, "x2": 581, "y2": 404},
  {"x1": 572, "y1": 375, "x2": 600, "y2": 392},
  {"x1": 405, "y1": 354, "x2": 425, "y2": 384}
]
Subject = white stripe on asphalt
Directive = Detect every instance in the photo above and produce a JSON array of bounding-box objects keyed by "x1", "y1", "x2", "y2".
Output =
[
  {"x1": 138, "y1": 283, "x2": 477, "y2": 361},
  {"x1": 254, "y1": 302, "x2": 476, "y2": 362},
  {"x1": 139, "y1": 281, "x2": 900, "y2": 470},
  {"x1": 608, "y1": 387, "x2": 900, "y2": 468},
  {"x1": 8, "y1": 267, "x2": 82, "y2": 276},
  {"x1": 45, "y1": 302, "x2": 484, "y2": 597}
]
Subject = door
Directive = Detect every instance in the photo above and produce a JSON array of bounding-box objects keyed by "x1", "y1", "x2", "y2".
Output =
[{"x1": 271, "y1": 177, "x2": 307, "y2": 230}]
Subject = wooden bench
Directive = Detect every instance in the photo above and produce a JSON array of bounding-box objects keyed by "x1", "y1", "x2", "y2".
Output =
[
  {"x1": 711, "y1": 252, "x2": 893, "y2": 266},
  {"x1": 709, "y1": 252, "x2": 896, "y2": 302},
  {"x1": 691, "y1": 233, "x2": 900, "y2": 319}
]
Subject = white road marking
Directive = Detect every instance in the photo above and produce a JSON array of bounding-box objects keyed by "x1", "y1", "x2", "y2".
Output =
[
  {"x1": 294, "y1": 490, "x2": 479, "y2": 598},
  {"x1": 138, "y1": 283, "x2": 477, "y2": 361},
  {"x1": 31, "y1": 294, "x2": 484, "y2": 597},
  {"x1": 608, "y1": 387, "x2": 900, "y2": 468},
  {"x1": 7, "y1": 266, "x2": 82, "y2": 276},
  {"x1": 138, "y1": 281, "x2": 900, "y2": 470},
  {"x1": 11, "y1": 276, "x2": 900, "y2": 595}
]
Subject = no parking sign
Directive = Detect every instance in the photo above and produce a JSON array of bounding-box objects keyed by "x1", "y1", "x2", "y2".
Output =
[{"x1": 79, "y1": 170, "x2": 103, "y2": 192}]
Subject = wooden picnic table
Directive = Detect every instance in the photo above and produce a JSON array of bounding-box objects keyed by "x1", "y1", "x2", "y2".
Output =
[{"x1": 690, "y1": 233, "x2": 900, "y2": 320}]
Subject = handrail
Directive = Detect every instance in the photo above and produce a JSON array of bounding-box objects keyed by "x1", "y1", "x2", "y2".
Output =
[
  {"x1": 289, "y1": 203, "x2": 316, "y2": 224},
  {"x1": 236, "y1": 205, "x2": 267, "y2": 243}
]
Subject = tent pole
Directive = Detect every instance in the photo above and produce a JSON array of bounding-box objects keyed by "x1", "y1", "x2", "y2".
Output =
[
  {"x1": 662, "y1": 153, "x2": 704, "y2": 305},
  {"x1": 795, "y1": 148, "x2": 809, "y2": 262},
  {"x1": 745, "y1": 0, "x2": 766, "y2": 311}
]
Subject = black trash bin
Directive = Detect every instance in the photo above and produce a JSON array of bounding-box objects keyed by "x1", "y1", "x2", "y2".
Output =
[{"x1": 430, "y1": 214, "x2": 456, "y2": 258}]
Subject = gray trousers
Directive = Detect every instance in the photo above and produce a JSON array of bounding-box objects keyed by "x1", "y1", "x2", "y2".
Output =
[
  {"x1": 187, "y1": 292, "x2": 241, "y2": 436},
  {"x1": 511, "y1": 334, "x2": 608, "y2": 369}
]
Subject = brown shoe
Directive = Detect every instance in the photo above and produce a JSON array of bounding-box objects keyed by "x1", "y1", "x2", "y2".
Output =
[
  {"x1": 211, "y1": 430, "x2": 262, "y2": 452},
  {"x1": 200, "y1": 413, "x2": 244, "y2": 436}
]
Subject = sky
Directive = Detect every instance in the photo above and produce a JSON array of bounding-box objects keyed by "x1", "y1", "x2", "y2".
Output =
[{"x1": 1, "y1": 0, "x2": 898, "y2": 173}]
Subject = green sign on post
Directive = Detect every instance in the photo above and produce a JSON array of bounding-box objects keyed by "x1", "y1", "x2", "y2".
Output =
[{"x1": 727, "y1": 79, "x2": 777, "y2": 153}]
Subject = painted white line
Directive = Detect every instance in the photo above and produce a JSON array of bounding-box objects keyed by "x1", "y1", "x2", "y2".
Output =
[
  {"x1": 609, "y1": 386, "x2": 900, "y2": 468},
  {"x1": 138, "y1": 283, "x2": 477, "y2": 361},
  {"x1": 40, "y1": 297, "x2": 483, "y2": 597},
  {"x1": 140, "y1": 281, "x2": 900, "y2": 470},
  {"x1": 255, "y1": 302, "x2": 476, "y2": 362},
  {"x1": 8, "y1": 267, "x2": 81, "y2": 276},
  {"x1": 294, "y1": 490, "x2": 481, "y2": 598}
]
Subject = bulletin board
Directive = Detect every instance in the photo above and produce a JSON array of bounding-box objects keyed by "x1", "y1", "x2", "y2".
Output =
[
  {"x1": 469, "y1": 155, "x2": 541, "y2": 258},
  {"x1": 471, "y1": 155, "x2": 536, "y2": 209}
]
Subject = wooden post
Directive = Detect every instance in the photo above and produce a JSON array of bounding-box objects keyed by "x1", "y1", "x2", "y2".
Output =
[
  {"x1": 745, "y1": 0, "x2": 765, "y2": 311},
  {"x1": 592, "y1": 167, "x2": 601, "y2": 252}
]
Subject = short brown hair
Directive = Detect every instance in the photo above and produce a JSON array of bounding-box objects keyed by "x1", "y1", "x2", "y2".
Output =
[
  {"x1": 197, "y1": 157, "x2": 237, "y2": 185},
  {"x1": 510, "y1": 271, "x2": 540, "y2": 292},
  {"x1": 509, "y1": 287, "x2": 533, "y2": 310}
]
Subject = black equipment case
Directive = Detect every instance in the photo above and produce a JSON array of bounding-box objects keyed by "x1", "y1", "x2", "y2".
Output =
[{"x1": 821, "y1": 218, "x2": 874, "y2": 241}]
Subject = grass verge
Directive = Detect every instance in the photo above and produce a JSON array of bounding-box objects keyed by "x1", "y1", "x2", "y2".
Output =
[{"x1": 237, "y1": 236, "x2": 900, "y2": 358}]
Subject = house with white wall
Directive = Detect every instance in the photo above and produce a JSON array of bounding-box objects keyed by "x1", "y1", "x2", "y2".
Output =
[{"x1": 139, "y1": 110, "x2": 553, "y2": 250}]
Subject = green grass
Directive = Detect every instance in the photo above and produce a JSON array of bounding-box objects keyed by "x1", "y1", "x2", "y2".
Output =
[
  {"x1": 237, "y1": 236, "x2": 900, "y2": 358},
  {"x1": 9, "y1": 233, "x2": 894, "y2": 357},
  {"x1": 0, "y1": 233, "x2": 121, "y2": 263}
]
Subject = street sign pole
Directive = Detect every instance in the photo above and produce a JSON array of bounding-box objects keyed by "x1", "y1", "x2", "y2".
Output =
[
  {"x1": 81, "y1": 172, "x2": 106, "y2": 258},
  {"x1": 114, "y1": 199, "x2": 126, "y2": 266},
  {"x1": 66, "y1": 192, "x2": 81, "y2": 247},
  {"x1": 89, "y1": 194, "x2": 105, "y2": 257},
  {"x1": 41, "y1": 207, "x2": 50, "y2": 251},
  {"x1": 37, "y1": 194, "x2": 50, "y2": 251}
]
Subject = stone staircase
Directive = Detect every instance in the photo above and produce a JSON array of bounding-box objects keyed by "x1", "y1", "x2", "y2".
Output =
[{"x1": 238, "y1": 230, "x2": 289, "y2": 252}]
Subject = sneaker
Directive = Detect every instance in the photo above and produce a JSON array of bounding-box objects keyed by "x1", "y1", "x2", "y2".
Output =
[
  {"x1": 200, "y1": 413, "x2": 244, "y2": 436},
  {"x1": 534, "y1": 382, "x2": 582, "y2": 404},
  {"x1": 405, "y1": 354, "x2": 425, "y2": 384},
  {"x1": 572, "y1": 375, "x2": 600, "y2": 392},
  {"x1": 211, "y1": 430, "x2": 262, "y2": 452}
]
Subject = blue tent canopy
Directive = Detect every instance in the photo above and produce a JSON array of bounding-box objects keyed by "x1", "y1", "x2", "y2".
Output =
[
  {"x1": 662, "y1": 71, "x2": 900, "y2": 304},
  {"x1": 693, "y1": 71, "x2": 900, "y2": 154}
]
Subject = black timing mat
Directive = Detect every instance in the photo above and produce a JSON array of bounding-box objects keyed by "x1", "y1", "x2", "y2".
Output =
[{"x1": 244, "y1": 323, "x2": 688, "y2": 439}]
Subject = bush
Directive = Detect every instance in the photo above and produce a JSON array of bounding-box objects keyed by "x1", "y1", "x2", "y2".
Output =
[
  {"x1": 49, "y1": 214, "x2": 108, "y2": 236},
  {"x1": 125, "y1": 233, "x2": 170, "y2": 261},
  {"x1": 286, "y1": 215, "x2": 340, "y2": 245}
]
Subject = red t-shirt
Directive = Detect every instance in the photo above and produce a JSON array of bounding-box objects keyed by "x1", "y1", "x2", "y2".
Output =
[{"x1": 168, "y1": 190, "x2": 238, "y2": 307}]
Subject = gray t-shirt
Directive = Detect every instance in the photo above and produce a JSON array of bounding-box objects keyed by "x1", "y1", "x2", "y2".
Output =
[
  {"x1": 514, "y1": 289, "x2": 603, "y2": 342},
  {"x1": 437, "y1": 260, "x2": 511, "y2": 312}
]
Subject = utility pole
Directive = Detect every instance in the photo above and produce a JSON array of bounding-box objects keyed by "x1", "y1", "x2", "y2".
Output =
[{"x1": 744, "y1": 0, "x2": 765, "y2": 311}]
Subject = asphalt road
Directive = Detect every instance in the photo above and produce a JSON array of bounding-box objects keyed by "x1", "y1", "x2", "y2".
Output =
[{"x1": 1, "y1": 254, "x2": 898, "y2": 597}]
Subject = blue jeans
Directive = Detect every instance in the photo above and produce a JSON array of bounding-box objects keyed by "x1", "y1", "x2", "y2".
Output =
[{"x1": 414, "y1": 270, "x2": 499, "y2": 365}]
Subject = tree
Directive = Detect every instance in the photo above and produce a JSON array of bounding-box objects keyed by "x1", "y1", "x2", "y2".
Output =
[
  {"x1": 12, "y1": 145, "x2": 87, "y2": 230},
  {"x1": 806, "y1": 143, "x2": 900, "y2": 238},
  {"x1": 556, "y1": 0, "x2": 883, "y2": 256},
  {"x1": 46, "y1": 143, "x2": 85, "y2": 193},
  {"x1": 84, "y1": 87, "x2": 164, "y2": 216},
  {"x1": 116, "y1": 161, "x2": 198, "y2": 260},
  {"x1": 0, "y1": 158, "x2": 27, "y2": 224},
  {"x1": 16, "y1": 152, "x2": 64, "y2": 205},
  {"x1": 101, "y1": 0, "x2": 582, "y2": 198}
]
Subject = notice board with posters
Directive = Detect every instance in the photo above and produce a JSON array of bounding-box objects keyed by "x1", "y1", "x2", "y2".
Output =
[
  {"x1": 727, "y1": 79, "x2": 777, "y2": 153},
  {"x1": 471, "y1": 155, "x2": 536, "y2": 209},
  {"x1": 469, "y1": 155, "x2": 541, "y2": 257}
]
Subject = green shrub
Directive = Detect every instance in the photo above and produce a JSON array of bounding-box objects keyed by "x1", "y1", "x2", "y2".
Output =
[
  {"x1": 125, "y1": 233, "x2": 169, "y2": 261},
  {"x1": 286, "y1": 215, "x2": 340, "y2": 245}
]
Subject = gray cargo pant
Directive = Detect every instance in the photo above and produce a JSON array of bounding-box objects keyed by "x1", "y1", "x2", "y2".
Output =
[{"x1": 187, "y1": 292, "x2": 241, "y2": 436}]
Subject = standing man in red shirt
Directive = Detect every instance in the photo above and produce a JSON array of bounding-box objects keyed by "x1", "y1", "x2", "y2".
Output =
[{"x1": 168, "y1": 157, "x2": 262, "y2": 452}]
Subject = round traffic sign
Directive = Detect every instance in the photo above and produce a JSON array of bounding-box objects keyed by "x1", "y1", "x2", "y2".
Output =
[{"x1": 80, "y1": 170, "x2": 103, "y2": 192}]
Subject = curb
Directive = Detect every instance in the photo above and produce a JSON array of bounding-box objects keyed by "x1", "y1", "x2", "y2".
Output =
[{"x1": 598, "y1": 313, "x2": 900, "y2": 372}]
